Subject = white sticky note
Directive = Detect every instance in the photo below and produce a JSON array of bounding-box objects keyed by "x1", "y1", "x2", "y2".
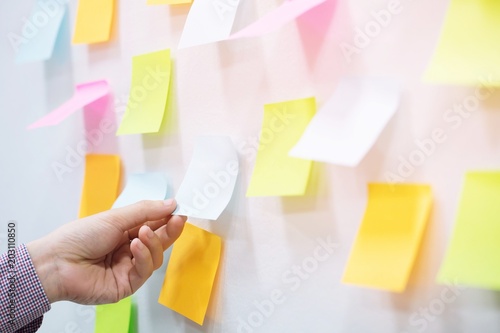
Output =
[
  {"x1": 178, "y1": 0, "x2": 241, "y2": 49},
  {"x1": 174, "y1": 136, "x2": 239, "y2": 220},
  {"x1": 289, "y1": 77, "x2": 400, "y2": 167},
  {"x1": 113, "y1": 173, "x2": 168, "y2": 209}
]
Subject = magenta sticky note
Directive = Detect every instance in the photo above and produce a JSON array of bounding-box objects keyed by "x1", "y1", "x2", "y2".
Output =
[
  {"x1": 230, "y1": 0, "x2": 327, "y2": 39},
  {"x1": 27, "y1": 80, "x2": 110, "y2": 130}
]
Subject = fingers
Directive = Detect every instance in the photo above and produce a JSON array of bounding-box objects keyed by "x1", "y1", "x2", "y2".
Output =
[
  {"x1": 138, "y1": 225, "x2": 164, "y2": 270},
  {"x1": 129, "y1": 238, "x2": 154, "y2": 293},
  {"x1": 104, "y1": 199, "x2": 177, "y2": 233},
  {"x1": 127, "y1": 217, "x2": 167, "y2": 240},
  {"x1": 155, "y1": 215, "x2": 187, "y2": 250}
]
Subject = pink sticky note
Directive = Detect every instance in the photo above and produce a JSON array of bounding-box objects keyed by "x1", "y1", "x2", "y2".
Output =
[
  {"x1": 230, "y1": 0, "x2": 327, "y2": 39},
  {"x1": 27, "y1": 80, "x2": 110, "y2": 130}
]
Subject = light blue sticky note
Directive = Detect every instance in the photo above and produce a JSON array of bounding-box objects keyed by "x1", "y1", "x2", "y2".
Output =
[
  {"x1": 174, "y1": 136, "x2": 239, "y2": 220},
  {"x1": 16, "y1": 1, "x2": 66, "y2": 63},
  {"x1": 113, "y1": 173, "x2": 168, "y2": 209}
]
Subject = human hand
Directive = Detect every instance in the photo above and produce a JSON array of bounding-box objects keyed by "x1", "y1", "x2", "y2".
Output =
[{"x1": 26, "y1": 199, "x2": 186, "y2": 305}]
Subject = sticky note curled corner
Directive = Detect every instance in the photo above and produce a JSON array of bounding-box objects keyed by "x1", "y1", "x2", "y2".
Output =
[
  {"x1": 79, "y1": 154, "x2": 121, "y2": 218},
  {"x1": 424, "y1": 0, "x2": 500, "y2": 85},
  {"x1": 116, "y1": 49, "x2": 171, "y2": 135},
  {"x1": 27, "y1": 80, "x2": 109, "y2": 130},
  {"x1": 438, "y1": 172, "x2": 500, "y2": 290},
  {"x1": 16, "y1": 1, "x2": 66, "y2": 63},
  {"x1": 342, "y1": 183, "x2": 432, "y2": 292},
  {"x1": 289, "y1": 77, "x2": 400, "y2": 167},
  {"x1": 230, "y1": 0, "x2": 327, "y2": 39},
  {"x1": 147, "y1": 0, "x2": 191, "y2": 4},
  {"x1": 174, "y1": 136, "x2": 239, "y2": 220},
  {"x1": 158, "y1": 223, "x2": 222, "y2": 325},
  {"x1": 73, "y1": 0, "x2": 114, "y2": 44},
  {"x1": 246, "y1": 97, "x2": 315, "y2": 197},
  {"x1": 95, "y1": 297, "x2": 131, "y2": 333}
]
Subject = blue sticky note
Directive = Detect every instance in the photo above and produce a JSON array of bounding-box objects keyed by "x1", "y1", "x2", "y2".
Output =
[
  {"x1": 113, "y1": 173, "x2": 169, "y2": 209},
  {"x1": 16, "y1": 1, "x2": 66, "y2": 63}
]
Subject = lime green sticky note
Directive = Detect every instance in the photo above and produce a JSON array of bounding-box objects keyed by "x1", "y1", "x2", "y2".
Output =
[
  {"x1": 117, "y1": 49, "x2": 171, "y2": 135},
  {"x1": 95, "y1": 297, "x2": 131, "y2": 333},
  {"x1": 438, "y1": 171, "x2": 500, "y2": 290},
  {"x1": 424, "y1": 0, "x2": 500, "y2": 85},
  {"x1": 246, "y1": 97, "x2": 315, "y2": 197}
]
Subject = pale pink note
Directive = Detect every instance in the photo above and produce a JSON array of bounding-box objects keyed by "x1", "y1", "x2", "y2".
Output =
[
  {"x1": 230, "y1": 0, "x2": 327, "y2": 39},
  {"x1": 27, "y1": 80, "x2": 110, "y2": 130}
]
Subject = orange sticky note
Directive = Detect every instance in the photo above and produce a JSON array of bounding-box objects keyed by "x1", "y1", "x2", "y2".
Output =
[
  {"x1": 73, "y1": 0, "x2": 115, "y2": 44},
  {"x1": 158, "y1": 223, "x2": 221, "y2": 325},
  {"x1": 342, "y1": 183, "x2": 432, "y2": 292},
  {"x1": 79, "y1": 154, "x2": 121, "y2": 218}
]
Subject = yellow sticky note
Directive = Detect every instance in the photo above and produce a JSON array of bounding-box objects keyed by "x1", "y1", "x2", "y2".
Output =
[
  {"x1": 438, "y1": 172, "x2": 500, "y2": 290},
  {"x1": 79, "y1": 154, "x2": 121, "y2": 218},
  {"x1": 147, "y1": 0, "x2": 192, "y2": 4},
  {"x1": 117, "y1": 49, "x2": 171, "y2": 135},
  {"x1": 246, "y1": 97, "x2": 315, "y2": 197},
  {"x1": 95, "y1": 297, "x2": 131, "y2": 333},
  {"x1": 342, "y1": 184, "x2": 432, "y2": 292},
  {"x1": 424, "y1": 0, "x2": 500, "y2": 85},
  {"x1": 158, "y1": 223, "x2": 221, "y2": 325},
  {"x1": 73, "y1": 0, "x2": 114, "y2": 44}
]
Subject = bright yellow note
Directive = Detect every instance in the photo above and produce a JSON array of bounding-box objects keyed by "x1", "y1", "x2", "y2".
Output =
[
  {"x1": 246, "y1": 97, "x2": 315, "y2": 197},
  {"x1": 438, "y1": 172, "x2": 500, "y2": 290},
  {"x1": 424, "y1": 0, "x2": 500, "y2": 85},
  {"x1": 95, "y1": 297, "x2": 131, "y2": 333},
  {"x1": 158, "y1": 223, "x2": 221, "y2": 325},
  {"x1": 73, "y1": 0, "x2": 114, "y2": 44},
  {"x1": 79, "y1": 154, "x2": 121, "y2": 218},
  {"x1": 342, "y1": 184, "x2": 432, "y2": 292},
  {"x1": 117, "y1": 49, "x2": 171, "y2": 135},
  {"x1": 147, "y1": 0, "x2": 192, "y2": 4}
]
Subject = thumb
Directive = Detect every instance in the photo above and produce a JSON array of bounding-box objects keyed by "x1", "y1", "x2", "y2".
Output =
[{"x1": 102, "y1": 199, "x2": 178, "y2": 232}]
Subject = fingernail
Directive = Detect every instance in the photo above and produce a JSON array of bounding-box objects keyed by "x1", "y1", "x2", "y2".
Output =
[
  {"x1": 136, "y1": 239, "x2": 144, "y2": 250},
  {"x1": 146, "y1": 227, "x2": 154, "y2": 239},
  {"x1": 163, "y1": 199, "x2": 174, "y2": 207}
]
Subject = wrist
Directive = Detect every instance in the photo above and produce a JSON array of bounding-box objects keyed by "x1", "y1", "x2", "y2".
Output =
[{"x1": 26, "y1": 238, "x2": 64, "y2": 303}]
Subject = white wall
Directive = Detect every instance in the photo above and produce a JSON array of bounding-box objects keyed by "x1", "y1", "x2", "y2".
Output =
[{"x1": 2, "y1": 0, "x2": 500, "y2": 332}]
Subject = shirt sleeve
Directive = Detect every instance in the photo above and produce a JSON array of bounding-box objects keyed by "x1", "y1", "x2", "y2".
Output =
[{"x1": 0, "y1": 244, "x2": 51, "y2": 333}]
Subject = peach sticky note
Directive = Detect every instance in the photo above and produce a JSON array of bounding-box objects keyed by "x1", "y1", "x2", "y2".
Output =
[
  {"x1": 158, "y1": 223, "x2": 222, "y2": 325},
  {"x1": 246, "y1": 97, "x2": 316, "y2": 197},
  {"x1": 438, "y1": 172, "x2": 500, "y2": 290},
  {"x1": 117, "y1": 49, "x2": 171, "y2": 135},
  {"x1": 342, "y1": 184, "x2": 432, "y2": 292},
  {"x1": 27, "y1": 80, "x2": 109, "y2": 130},
  {"x1": 147, "y1": 0, "x2": 191, "y2": 4},
  {"x1": 424, "y1": 0, "x2": 500, "y2": 85},
  {"x1": 79, "y1": 154, "x2": 121, "y2": 218},
  {"x1": 73, "y1": 0, "x2": 114, "y2": 44}
]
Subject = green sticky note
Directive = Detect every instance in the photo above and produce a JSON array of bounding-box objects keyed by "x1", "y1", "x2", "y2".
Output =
[
  {"x1": 424, "y1": 0, "x2": 500, "y2": 85},
  {"x1": 438, "y1": 172, "x2": 500, "y2": 289},
  {"x1": 117, "y1": 49, "x2": 171, "y2": 135},
  {"x1": 95, "y1": 297, "x2": 131, "y2": 333},
  {"x1": 246, "y1": 97, "x2": 316, "y2": 197}
]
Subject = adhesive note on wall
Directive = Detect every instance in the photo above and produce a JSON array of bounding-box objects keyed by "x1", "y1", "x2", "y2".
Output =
[
  {"x1": 73, "y1": 0, "x2": 114, "y2": 44},
  {"x1": 438, "y1": 172, "x2": 500, "y2": 290},
  {"x1": 16, "y1": 1, "x2": 66, "y2": 63},
  {"x1": 230, "y1": 0, "x2": 326, "y2": 39},
  {"x1": 27, "y1": 80, "x2": 109, "y2": 129},
  {"x1": 178, "y1": 0, "x2": 241, "y2": 48},
  {"x1": 424, "y1": 0, "x2": 500, "y2": 85},
  {"x1": 147, "y1": 0, "x2": 191, "y2": 4},
  {"x1": 158, "y1": 223, "x2": 222, "y2": 325},
  {"x1": 95, "y1": 297, "x2": 131, "y2": 333},
  {"x1": 79, "y1": 154, "x2": 121, "y2": 218},
  {"x1": 246, "y1": 97, "x2": 315, "y2": 197},
  {"x1": 342, "y1": 184, "x2": 432, "y2": 292},
  {"x1": 116, "y1": 49, "x2": 171, "y2": 135},
  {"x1": 174, "y1": 136, "x2": 238, "y2": 220},
  {"x1": 290, "y1": 78, "x2": 400, "y2": 167},
  {"x1": 112, "y1": 173, "x2": 168, "y2": 209}
]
